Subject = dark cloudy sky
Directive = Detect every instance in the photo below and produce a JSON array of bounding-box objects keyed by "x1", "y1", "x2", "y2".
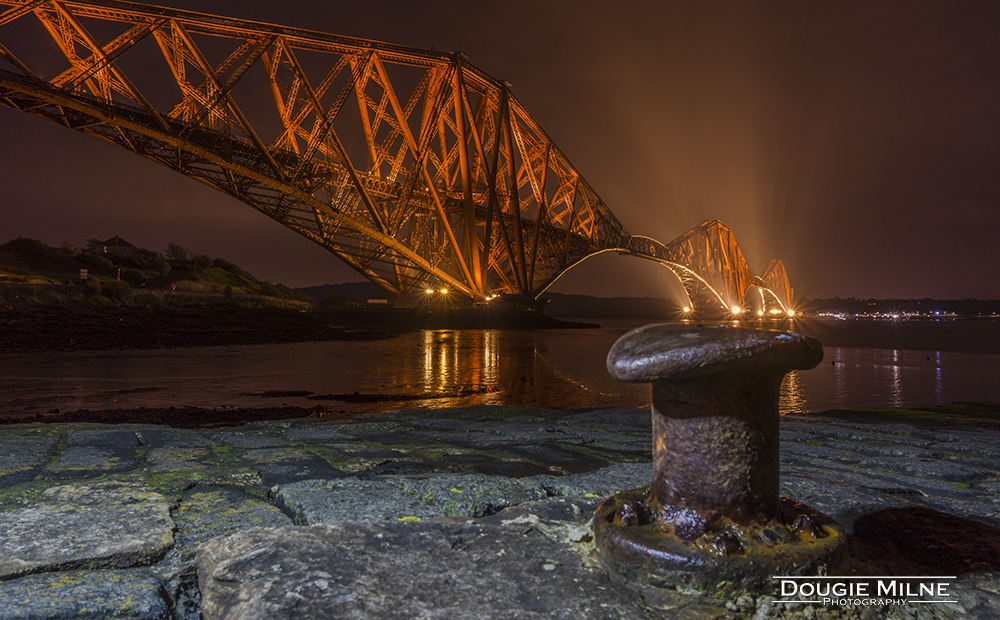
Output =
[{"x1": 2, "y1": 1, "x2": 999, "y2": 300}]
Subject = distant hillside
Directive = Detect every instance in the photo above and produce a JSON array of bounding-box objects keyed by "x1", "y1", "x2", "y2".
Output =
[{"x1": 0, "y1": 237, "x2": 311, "y2": 306}]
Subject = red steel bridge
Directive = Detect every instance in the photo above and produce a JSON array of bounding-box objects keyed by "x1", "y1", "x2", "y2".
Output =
[{"x1": 0, "y1": 0, "x2": 794, "y2": 315}]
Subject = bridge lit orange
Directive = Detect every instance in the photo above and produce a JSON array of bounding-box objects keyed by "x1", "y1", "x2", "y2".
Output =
[{"x1": 0, "y1": 0, "x2": 794, "y2": 315}]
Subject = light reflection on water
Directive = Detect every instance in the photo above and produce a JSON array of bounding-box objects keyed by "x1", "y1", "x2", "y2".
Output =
[{"x1": 3, "y1": 320, "x2": 1000, "y2": 419}]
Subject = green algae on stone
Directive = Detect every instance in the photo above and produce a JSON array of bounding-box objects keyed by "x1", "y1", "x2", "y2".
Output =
[
  {"x1": 142, "y1": 444, "x2": 264, "y2": 493},
  {"x1": 160, "y1": 487, "x2": 293, "y2": 572},
  {"x1": 146, "y1": 447, "x2": 216, "y2": 471},
  {"x1": 0, "y1": 435, "x2": 58, "y2": 488},
  {"x1": 276, "y1": 477, "x2": 443, "y2": 524},
  {"x1": 527, "y1": 462, "x2": 651, "y2": 499},
  {"x1": 0, "y1": 480, "x2": 55, "y2": 512},
  {"x1": 237, "y1": 445, "x2": 347, "y2": 485},
  {"x1": 0, "y1": 481, "x2": 174, "y2": 579},
  {"x1": 388, "y1": 474, "x2": 549, "y2": 517},
  {"x1": 43, "y1": 445, "x2": 139, "y2": 479},
  {"x1": 144, "y1": 465, "x2": 263, "y2": 494},
  {"x1": 297, "y1": 442, "x2": 404, "y2": 474},
  {"x1": 0, "y1": 569, "x2": 170, "y2": 619},
  {"x1": 137, "y1": 427, "x2": 215, "y2": 448}
]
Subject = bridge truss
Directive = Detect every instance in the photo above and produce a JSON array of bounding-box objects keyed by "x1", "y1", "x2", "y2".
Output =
[{"x1": 0, "y1": 0, "x2": 793, "y2": 314}]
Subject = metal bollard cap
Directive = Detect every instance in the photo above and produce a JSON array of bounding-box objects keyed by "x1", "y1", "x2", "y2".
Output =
[{"x1": 607, "y1": 323, "x2": 823, "y2": 384}]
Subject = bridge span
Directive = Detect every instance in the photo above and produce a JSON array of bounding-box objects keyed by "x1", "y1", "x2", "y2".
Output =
[{"x1": 0, "y1": 0, "x2": 793, "y2": 315}]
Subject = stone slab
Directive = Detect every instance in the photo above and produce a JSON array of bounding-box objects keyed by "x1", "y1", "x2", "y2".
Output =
[
  {"x1": 0, "y1": 435, "x2": 56, "y2": 487},
  {"x1": 238, "y1": 446, "x2": 347, "y2": 486},
  {"x1": 279, "y1": 426, "x2": 354, "y2": 442},
  {"x1": 0, "y1": 569, "x2": 169, "y2": 620},
  {"x1": 275, "y1": 477, "x2": 443, "y2": 524},
  {"x1": 387, "y1": 473, "x2": 550, "y2": 517},
  {"x1": 42, "y1": 445, "x2": 139, "y2": 479},
  {"x1": 154, "y1": 486, "x2": 295, "y2": 620},
  {"x1": 147, "y1": 446, "x2": 216, "y2": 471},
  {"x1": 138, "y1": 428, "x2": 216, "y2": 448},
  {"x1": 355, "y1": 460, "x2": 435, "y2": 477},
  {"x1": 0, "y1": 481, "x2": 173, "y2": 579},
  {"x1": 858, "y1": 456, "x2": 989, "y2": 482},
  {"x1": 780, "y1": 474, "x2": 921, "y2": 535},
  {"x1": 276, "y1": 474, "x2": 552, "y2": 524},
  {"x1": 165, "y1": 486, "x2": 294, "y2": 570},
  {"x1": 211, "y1": 432, "x2": 292, "y2": 449},
  {"x1": 66, "y1": 429, "x2": 140, "y2": 448},
  {"x1": 197, "y1": 516, "x2": 652, "y2": 620},
  {"x1": 531, "y1": 462, "x2": 651, "y2": 498},
  {"x1": 499, "y1": 443, "x2": 611, "y2": 474}
]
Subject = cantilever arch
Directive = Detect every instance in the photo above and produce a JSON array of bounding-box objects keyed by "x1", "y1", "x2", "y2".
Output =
[{"x1": 595, "y1": 324, "x2": 846, "y2": 594}]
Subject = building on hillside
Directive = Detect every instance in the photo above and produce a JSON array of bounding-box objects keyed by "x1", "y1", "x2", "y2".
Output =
[{"x1": 97, "y1": 235, "x2": 136, "y2": 256}]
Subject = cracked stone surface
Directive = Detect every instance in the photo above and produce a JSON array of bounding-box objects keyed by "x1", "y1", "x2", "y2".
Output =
[
  {"x1": 0, "y1": 406, "x2": 998, "y2": 619},
  {"x1": 0, "y1": 481, "x2": 173, "y2": 579},
  {"x1": 0, "y1": 435, "x2": 56, "y2": 486},
  {"x1": 197, "y1": 508, "x2": 654, "y2": 620},
  {"x1": 0, "y1": 569, "x2": 170, "y2": 619},
  {"x1": 43, "y1": 445, "x2": 139, "y2": 478}
]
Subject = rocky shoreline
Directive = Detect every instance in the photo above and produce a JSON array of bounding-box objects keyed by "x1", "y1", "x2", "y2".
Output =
[{"x1": 0, "y1": 404, "x2": 998, "y2": 619}]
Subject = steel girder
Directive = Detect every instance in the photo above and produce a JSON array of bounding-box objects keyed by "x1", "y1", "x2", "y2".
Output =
[
  {"x1": 0, "y1": 0, "x2": 793, "y2": 310},
  {"x1": 625, "y1": 221, "x2": 793, "y2": 314},
  {"x1": 0, "y1": 0, "x2": 630, "y2": 299}
]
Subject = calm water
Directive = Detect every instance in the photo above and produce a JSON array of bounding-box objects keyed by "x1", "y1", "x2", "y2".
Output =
[{"x1": 2, "y1": 318, "x2": 1000, "y2": 420}]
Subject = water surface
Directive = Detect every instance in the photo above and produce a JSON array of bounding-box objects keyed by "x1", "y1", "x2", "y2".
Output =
[{"x1": 3, "y1": 318, "x2": 999, "y2": 419}]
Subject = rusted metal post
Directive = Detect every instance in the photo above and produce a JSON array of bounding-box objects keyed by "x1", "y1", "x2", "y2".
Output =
[{"x1": 594, "y1": 324, "x2": 846, "y2": 594}]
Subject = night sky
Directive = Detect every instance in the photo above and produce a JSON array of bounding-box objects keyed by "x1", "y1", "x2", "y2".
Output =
[{"x1": 2, "y1": 1, "x2": 999, "y2": 300}]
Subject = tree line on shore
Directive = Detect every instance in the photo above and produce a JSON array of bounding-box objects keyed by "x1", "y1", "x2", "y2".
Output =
[{"x1": 0, "y1": 237, "x2": 310, "y2": 307}]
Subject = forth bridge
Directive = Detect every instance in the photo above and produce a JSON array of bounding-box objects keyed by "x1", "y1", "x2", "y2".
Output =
[{"x1": 0, "y1": 0, "x2": 795, "y2": 317}]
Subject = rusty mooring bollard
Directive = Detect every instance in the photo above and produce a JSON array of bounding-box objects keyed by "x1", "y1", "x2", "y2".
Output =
[{"x1": 595, "y1": 324, "x2": 846, "y2": 594}]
